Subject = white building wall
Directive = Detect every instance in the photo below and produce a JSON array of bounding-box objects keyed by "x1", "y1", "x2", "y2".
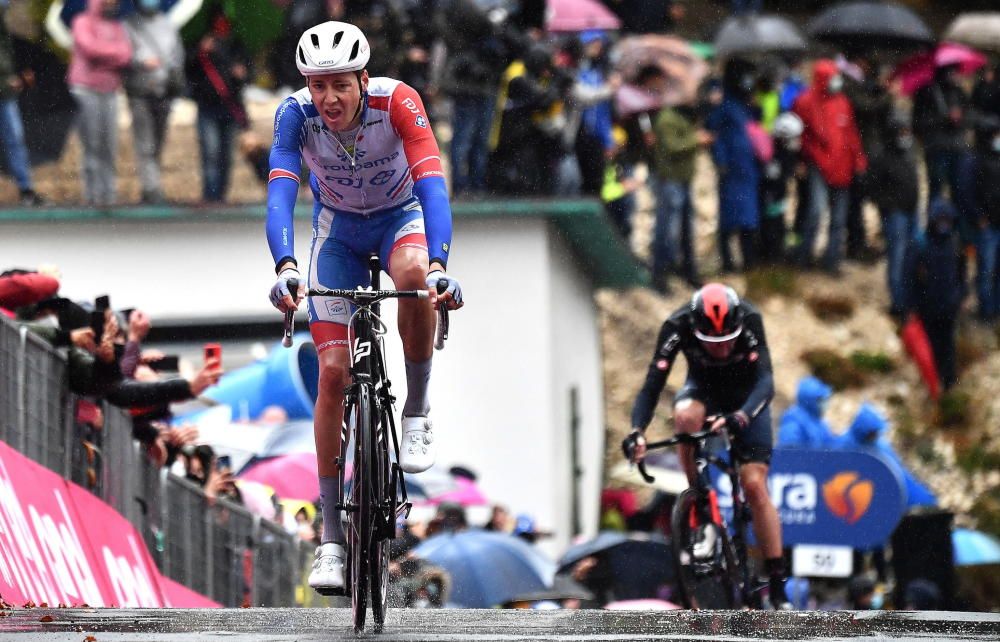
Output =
[{"x1": 1, "y1": 214, "x2": 604, "y2": 555}]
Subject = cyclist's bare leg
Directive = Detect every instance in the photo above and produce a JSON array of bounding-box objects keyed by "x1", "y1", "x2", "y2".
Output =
[
  {"x1": 314, "y1": 341, "x2": 351, "y2": 543},
  {"x1": 389, "y1": 245, "x2": 435, "y2": 415},
  {"x1": 673, "y1": 398, "x2": 706, "y2": 485},
  {"x1": 740, "y1": 462, "x2": 782, "y2": 559}
]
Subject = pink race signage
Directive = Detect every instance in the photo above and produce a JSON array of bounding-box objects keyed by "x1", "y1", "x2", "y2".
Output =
[{"x1": 0, "y1": 440, "x2": 217, "y2": 608}]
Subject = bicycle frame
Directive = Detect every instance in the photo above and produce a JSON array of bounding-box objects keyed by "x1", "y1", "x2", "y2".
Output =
[{"x1": 640, "y1": 425, "x2": 758, "y2": 607}]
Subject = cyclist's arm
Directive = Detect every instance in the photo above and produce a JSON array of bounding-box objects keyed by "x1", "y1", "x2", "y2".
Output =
[
  {"x1": 389, "y1": 83, "x2": 452, "y2": 269},
  {"x1": 266, "y1": 97, "x2": 307, "y2": 272},
  {"x1": 630, "y1": 319, "x2": 683, "y2": 431},
  {"x1": 739, "y1": 312, "x2": 775, "y2": 421}
]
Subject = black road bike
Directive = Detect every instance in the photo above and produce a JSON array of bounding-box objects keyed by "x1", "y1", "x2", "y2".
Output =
[
  {"x1": 628, "y1": 423, "x2": 760, "y2": 609},
  {"x1": 283, "y1": 256, "x2": 448, "y2": 634}
]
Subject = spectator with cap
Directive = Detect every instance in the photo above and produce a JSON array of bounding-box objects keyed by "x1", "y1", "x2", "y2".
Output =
[
  {"x1": 777, "y1": 376, "x2": 836, "y2": 449},
  {"x1": 571, "y1": 30, "x2": 616, "y2": 197},
  {"x1": 513, "y1": 514, "x2": 551, "y2": 545}
]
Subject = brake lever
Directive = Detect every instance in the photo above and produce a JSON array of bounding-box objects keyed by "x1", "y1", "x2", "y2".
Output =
[{"x1": 282, "y1": 278, "x2": 298, "y2": 348}]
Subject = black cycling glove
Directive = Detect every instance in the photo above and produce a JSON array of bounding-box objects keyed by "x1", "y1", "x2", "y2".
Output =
[
  {"x1": 723, "y1": 412, "x2": 750, "y2": 432},
  {"x1": 621, "y1": 430, "x2": 644, "y2": 460}
]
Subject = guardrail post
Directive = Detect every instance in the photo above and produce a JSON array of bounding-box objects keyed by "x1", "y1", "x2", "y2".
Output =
[{"x1": 16, "y1": 325, "x2": 28, "y2": 453}]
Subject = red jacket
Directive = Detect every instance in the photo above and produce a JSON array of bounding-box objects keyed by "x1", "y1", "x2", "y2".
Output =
[
  {"x1": 792, "y1": 59, "x2": 867, "y2": 189},
  {"x1": 0, "y1": 272, "x2": 60, "y2": 313}
]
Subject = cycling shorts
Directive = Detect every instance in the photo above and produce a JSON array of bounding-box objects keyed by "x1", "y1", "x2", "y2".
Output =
[
  {"x1": 307, "y1": 197, "x2": 427, "y2": 353},
  {"x1": 674, "y1": 377, "x2": 773, "y2": 465}
]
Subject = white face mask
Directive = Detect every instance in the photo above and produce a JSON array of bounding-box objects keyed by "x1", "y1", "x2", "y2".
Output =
[{"x1": 828, "y1": 75, "x2": 844, "y2": 93}]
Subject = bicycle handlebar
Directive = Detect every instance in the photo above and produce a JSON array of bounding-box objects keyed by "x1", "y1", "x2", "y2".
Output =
[
  {"x1": 631, "y1": 422, "x2": 724, "y2": 484},
  {"x1": 280, "y1": 282, "x2": 429, "y2": 349}
]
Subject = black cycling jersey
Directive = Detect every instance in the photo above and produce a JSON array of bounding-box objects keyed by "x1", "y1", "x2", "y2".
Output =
[{"x1": 630, "y1": 300, "x2": 774, "y2": 430}]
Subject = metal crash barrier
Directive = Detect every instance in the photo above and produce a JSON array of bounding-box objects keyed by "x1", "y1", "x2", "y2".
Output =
[{"x1": 0, "y1": 316, "x2": 312, "y2": 607}]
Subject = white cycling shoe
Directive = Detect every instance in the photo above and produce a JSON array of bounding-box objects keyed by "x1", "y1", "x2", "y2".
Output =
[
  {"x1": 692, "y1": 524, "x2": 718, "y2": 559},
  {"x1": 400, "y1": 416, "x2": 435, "y2": 473},
  {"x1": 308, "y1": 542, "x2": 346, "y2": 595}
]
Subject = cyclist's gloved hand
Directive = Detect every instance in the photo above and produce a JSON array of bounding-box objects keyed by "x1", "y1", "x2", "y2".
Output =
[
  {"x1": 622, "y1": 429, "x2": 647, "y2": 464},
  {"x1": 270, "y1": 266, "x2": 304, "y2": 312},
  {"x1": 723, "y1": 411, "x2": 749, "y2": 433},
  {"x1": 426, "y1": 270, "x2": 463, "y2": 309}
]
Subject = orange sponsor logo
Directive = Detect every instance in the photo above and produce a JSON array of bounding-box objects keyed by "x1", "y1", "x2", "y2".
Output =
[{"x1": 822, "y1": 472, "x2": 873, "y2": 524}]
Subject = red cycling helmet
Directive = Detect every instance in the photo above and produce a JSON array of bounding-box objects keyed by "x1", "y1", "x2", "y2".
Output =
[{"x1": 691, "y1": 283, "x2": 743, "y2": 343}]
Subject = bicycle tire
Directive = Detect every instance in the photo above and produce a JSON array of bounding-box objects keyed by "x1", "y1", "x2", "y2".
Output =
[
  {"x1": 369, "y1": 404, "x2": 391, "y2": 631},
  {"x1": 349, "y1": 385, "x2": 373, "y2": 634},
  {"x1": 671, "y1": 488, "x2": 742, "y2": 609}
]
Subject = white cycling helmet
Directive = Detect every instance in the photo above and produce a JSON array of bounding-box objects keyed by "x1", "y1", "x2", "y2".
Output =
[
  {"x1": 296, "y1": 21, "x2": 370, "y2": 76},
  {"x1": 772, "y1": 112, "x2": 804, "y2": 140}
]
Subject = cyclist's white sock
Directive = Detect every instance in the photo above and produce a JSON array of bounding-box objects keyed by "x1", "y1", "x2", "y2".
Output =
[
  {"x1": 402, "y1": 358, "x2": 432, "y2": 417},
  {"x1": 319, "y1": 475, "x2": 345, "y2": 544}
]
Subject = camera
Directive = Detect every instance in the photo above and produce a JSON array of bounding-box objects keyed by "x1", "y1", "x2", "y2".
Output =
[{"x1": 91, "y1": 294, "x2": 110, "y2": 341}]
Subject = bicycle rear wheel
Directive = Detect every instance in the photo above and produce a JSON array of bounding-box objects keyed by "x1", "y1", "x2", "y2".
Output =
[
  {"x1": 369, "y1": 404, "x2": 392, "y2": 632},
  {"x1": 671, "y1": 488, "x2": 742, "y2": 609},
  {"x1": 349, "y1": 385, "x2": 374, "y2": 634}
]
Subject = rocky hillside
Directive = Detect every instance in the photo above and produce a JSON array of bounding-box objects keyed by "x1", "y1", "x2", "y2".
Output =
[{"x1": 599, "y1": 156, "x2": 1000, "y2": 537}]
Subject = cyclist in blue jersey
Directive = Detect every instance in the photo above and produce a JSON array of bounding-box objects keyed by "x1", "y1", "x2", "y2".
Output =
[{"x1": 264, "y1": 21, "x2": 463, "y2": 594}]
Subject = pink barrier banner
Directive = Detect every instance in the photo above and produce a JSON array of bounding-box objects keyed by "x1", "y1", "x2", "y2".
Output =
[
  {"x1": 160, "y1": 576, "x2": 222, "y2": 608},
  {"x1": 0, "y1": 441, "x2": 216, "y2": 608}
]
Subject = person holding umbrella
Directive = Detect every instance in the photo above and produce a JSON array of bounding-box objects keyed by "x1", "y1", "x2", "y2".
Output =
[{"x1": 792, "y1": 59, "x2": 867, "y2": 274}]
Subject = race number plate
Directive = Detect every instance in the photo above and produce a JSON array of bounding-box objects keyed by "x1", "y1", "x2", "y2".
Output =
[{"x1": 792, "y1": 544, "x2": 853, "y2": 577}]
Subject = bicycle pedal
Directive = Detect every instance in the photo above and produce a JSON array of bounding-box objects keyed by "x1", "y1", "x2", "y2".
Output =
[{"x1": 315, "y1": 586, "x2": 347, "y2": 597}]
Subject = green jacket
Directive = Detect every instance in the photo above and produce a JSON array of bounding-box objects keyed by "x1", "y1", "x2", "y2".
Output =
[{"x1": 652, "y1": 107, "x2": 698, "y2": 182}]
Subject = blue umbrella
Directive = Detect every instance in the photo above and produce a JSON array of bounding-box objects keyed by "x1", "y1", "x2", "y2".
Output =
[
  {"x1": 953, "y1": 528, "x2": 1000, "y2": 566},
  {"x1": 412, "y1": 530, "x2": 555, "y2": 608},
  {"x1": 557, "y1": 531, "x2": 674, "y2": 601}
]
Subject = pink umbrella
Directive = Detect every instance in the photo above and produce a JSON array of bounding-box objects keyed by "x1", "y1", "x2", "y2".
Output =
[
  {"x1": 546, "y1": 0, "x2": 621, "y2": 33},
  {"x1": 891, "y1": 42, "x2": 987, "y2": 96},
  {"x1": 604, "y1": 598, "x2": 682, "y2": 610},
  {"x1": 424, "y1": 476, "x2": 490, "y2": 507},
  {"x1": 238, "y1": 452, "x2": 319, "y2": 501}
]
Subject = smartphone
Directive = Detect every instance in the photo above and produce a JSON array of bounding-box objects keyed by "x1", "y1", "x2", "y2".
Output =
[
  {"x1": 204, "y1": 343, "x2": 222, "y2": 366},
  {"x1": 216, "y1": 455, "x2": 231, "y2": 471},
  {"x1": 147, "y1": 355, "x2": 180, "y2": 371},
  {"x1": 90, "y1": 295, "x2": 111, "y2": 341},
  {"x1": 119, "y1": 307, "x2": 136, "y2": 322}
]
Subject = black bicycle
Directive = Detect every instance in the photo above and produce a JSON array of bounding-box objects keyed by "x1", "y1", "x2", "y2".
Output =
[
  {"x1": 283, "y1": 256, "x2": 448, "y2": 634},
  {"x1": 627, "y1": 422, "x2": 758, "y2": 609}
]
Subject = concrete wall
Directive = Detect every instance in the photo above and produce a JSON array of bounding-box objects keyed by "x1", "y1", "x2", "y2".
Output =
[{"x1": 2, "y1": 214, "x2": 605, "y2": 555}]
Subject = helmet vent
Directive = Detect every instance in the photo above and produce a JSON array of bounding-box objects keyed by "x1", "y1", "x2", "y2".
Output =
[
  {"x1": 349, "y1": 41, "x2": 360, "y2": 61},
  {"x1": 333, "y1": 31, "x2": 344, "y2": 47},
  {"x1": 310, "y1": 33, "x2": 320, "y2": 49},
  {"x1": 297, "y1": 46, "x2": 306, "y2": 65}
]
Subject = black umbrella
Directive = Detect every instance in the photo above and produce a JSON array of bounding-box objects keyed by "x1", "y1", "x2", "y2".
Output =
[
  {"x1": 557, "y1": 531, "x2": 674, "y2": 601},
  {"x1": 713, "y1": 14, "x2": 808, "y2": 58},
  {"x1": 808, "y1": 1, "x2": 934, "y2": 50}
]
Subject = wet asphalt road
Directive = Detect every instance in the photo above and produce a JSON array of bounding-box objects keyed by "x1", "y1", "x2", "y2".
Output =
[{"x1": 1, "y1": 608, "x2": 998, "y2": 641}]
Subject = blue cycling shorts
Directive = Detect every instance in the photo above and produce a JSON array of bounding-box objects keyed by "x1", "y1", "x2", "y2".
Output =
[{"x1": 306, "y1": 198, "x2": 427, "y2": 351}]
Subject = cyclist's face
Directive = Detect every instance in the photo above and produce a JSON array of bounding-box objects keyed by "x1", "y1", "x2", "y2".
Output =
[
  {"x1": 701, "y1": 337, "x2": 737, "y2": 359},
  {"x1": 307, "y1": 70, "x2": 368, "y2": 131}
]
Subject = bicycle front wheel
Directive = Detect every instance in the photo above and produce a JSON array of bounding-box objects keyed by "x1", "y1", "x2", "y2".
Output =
[
  {"x1": 671, "y1": 488, "x2": 742, "y2": 609},
  {"x1": 349, "y1": 385, "x2": 374, "y2": 634},
  {"x1": 369, "y1": 404, "x2": 392, "y2": 631}
]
